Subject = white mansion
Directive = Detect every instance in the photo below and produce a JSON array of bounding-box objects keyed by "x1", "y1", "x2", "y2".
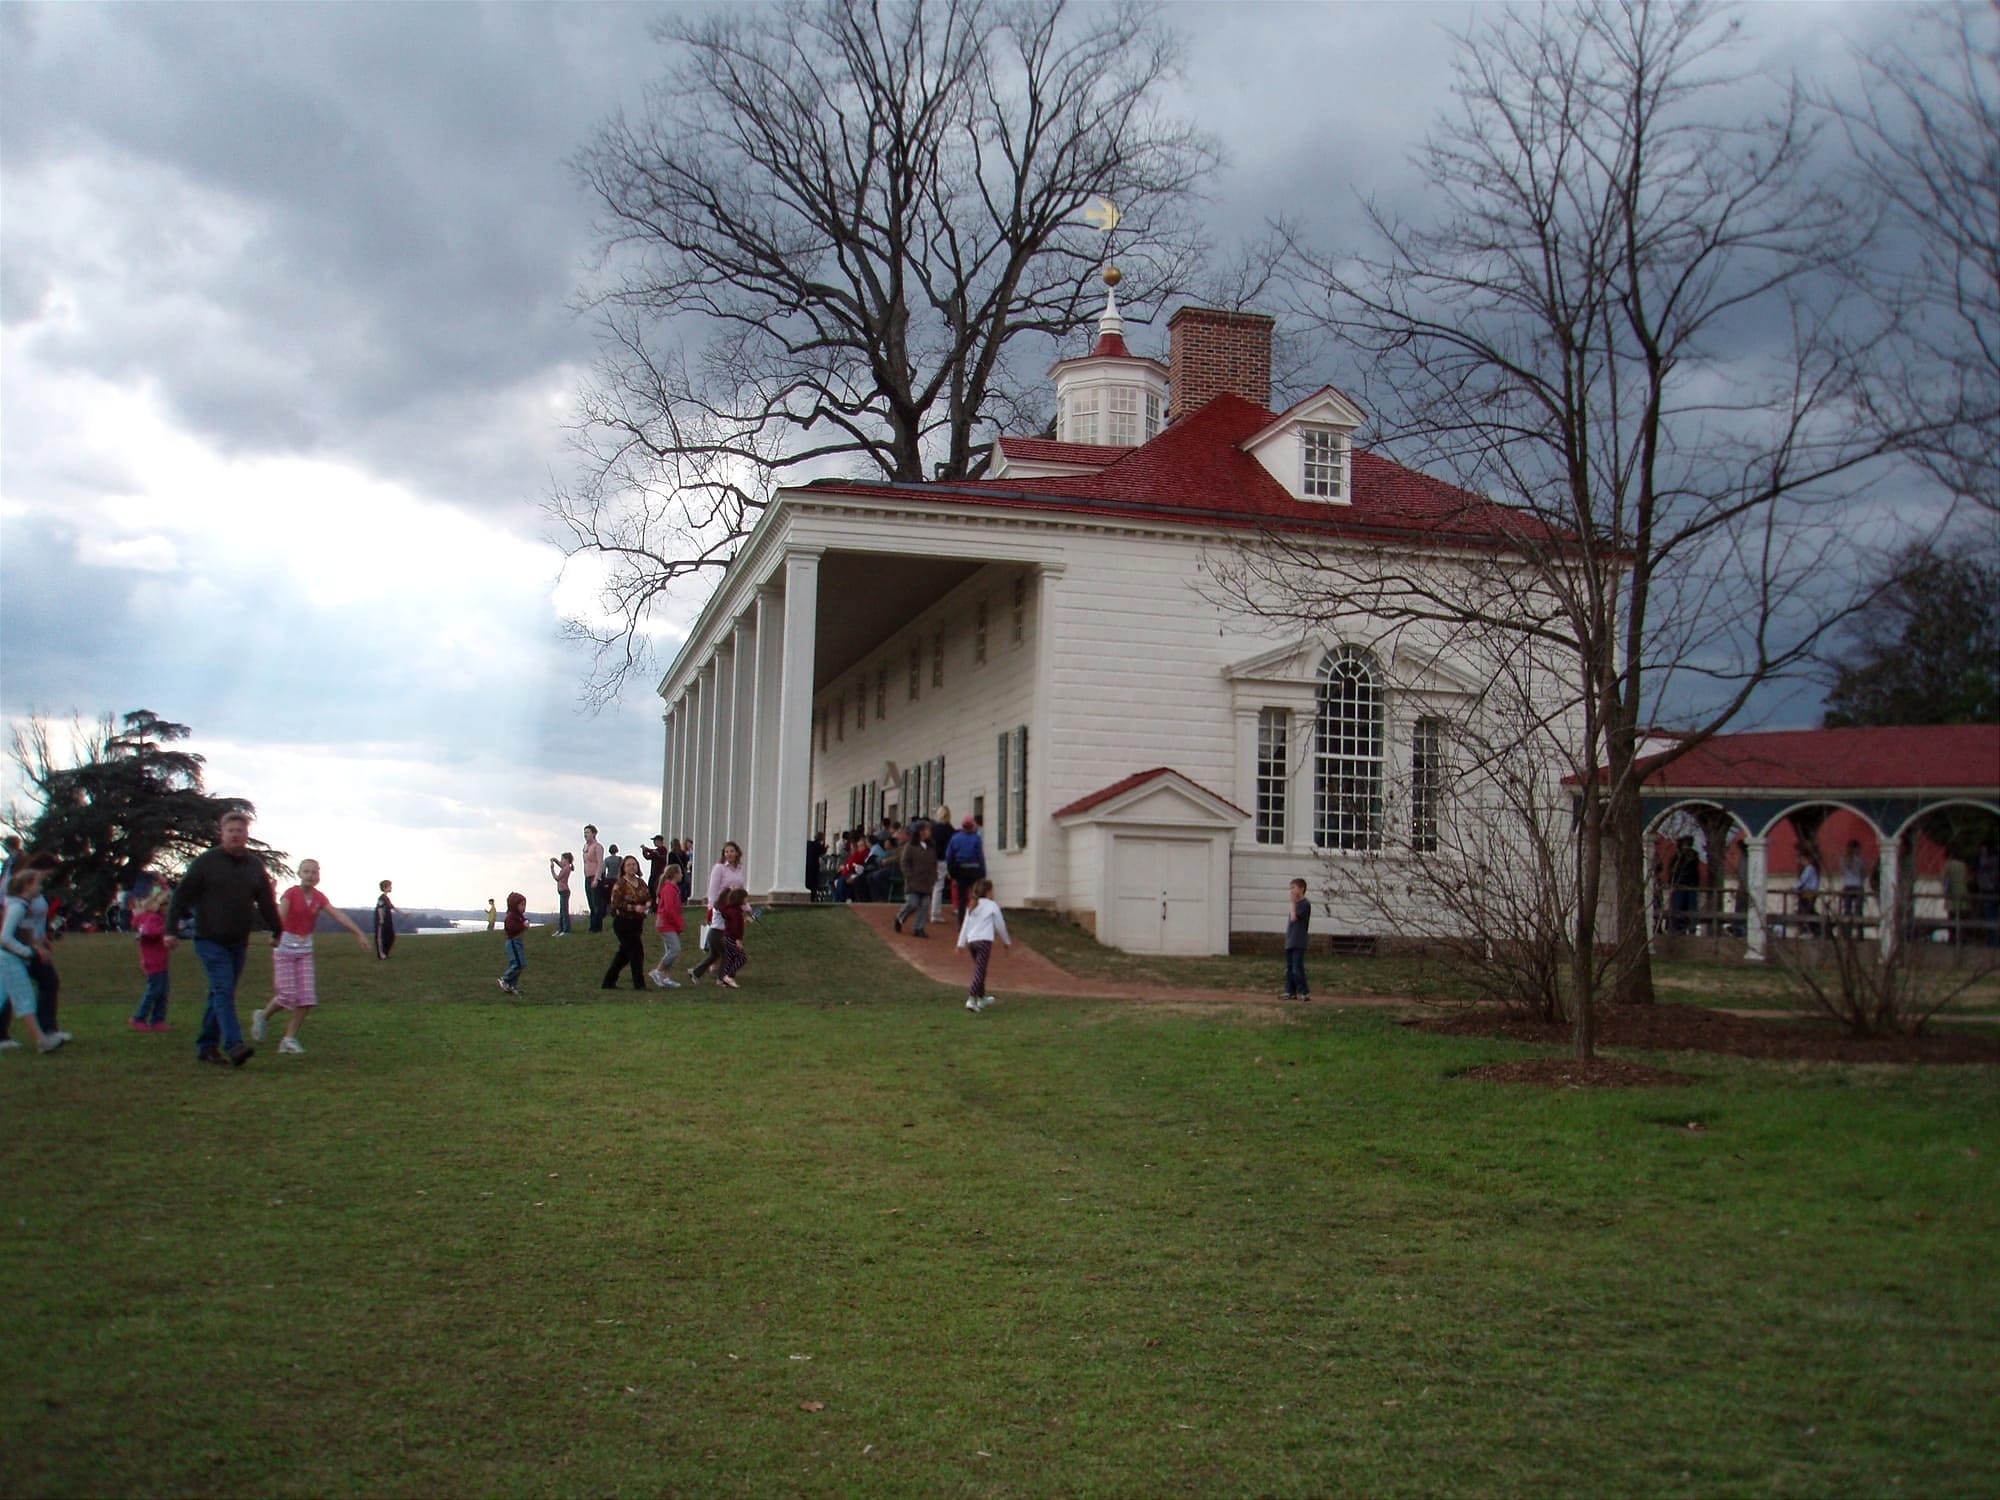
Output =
[{"x1": 657, "y1": 297, "x2": 1568, "y2": 954}]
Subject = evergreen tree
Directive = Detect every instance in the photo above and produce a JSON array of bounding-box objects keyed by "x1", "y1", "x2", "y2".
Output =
[
  {"x1": 1822, "y1": 541, "x2": 2000, "y2": 727},
  {"x1": 5, "y1": 710, "x2": 289, "y2": 916}
]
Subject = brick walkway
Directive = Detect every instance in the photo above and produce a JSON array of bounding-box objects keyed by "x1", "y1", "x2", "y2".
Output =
[{"x1": 841, "y1": 900, "x2": 1415, "y2": 1009}]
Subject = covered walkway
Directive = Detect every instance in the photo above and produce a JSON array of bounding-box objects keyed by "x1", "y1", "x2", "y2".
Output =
[{"x1": 1638, "y1": 725, "x2": 2000, "y2": 961}]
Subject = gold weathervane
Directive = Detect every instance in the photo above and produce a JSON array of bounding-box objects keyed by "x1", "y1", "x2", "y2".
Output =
[{"x1": 1083, "y1": 197, "x2": 1122, "y2": 286}]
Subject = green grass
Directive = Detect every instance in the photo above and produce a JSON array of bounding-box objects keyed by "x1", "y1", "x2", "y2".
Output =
[{"x1": 5, "y1": 911, "x2": 1998, "y2": 1497}]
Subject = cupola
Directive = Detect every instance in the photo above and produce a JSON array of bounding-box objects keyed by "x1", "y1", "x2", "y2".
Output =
[{"x1": 1048, "y1": 273, "x2": 1168, "y2": 449}]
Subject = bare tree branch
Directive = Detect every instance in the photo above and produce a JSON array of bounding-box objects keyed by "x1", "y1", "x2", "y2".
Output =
[{"x1": 551, "y1": 0, "x2": 1219, "y2": 703}]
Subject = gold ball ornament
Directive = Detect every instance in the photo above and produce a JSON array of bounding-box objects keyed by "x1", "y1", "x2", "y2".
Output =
[{"x1": 1101, "y1": 264, "x2": 1122, "y2": 287}]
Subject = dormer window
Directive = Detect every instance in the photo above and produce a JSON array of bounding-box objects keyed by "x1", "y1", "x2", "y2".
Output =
[
  {"x1": 1302, "y1": 426, "x2": 1346, "y2": 500},
  {"x1": 1145, "y1": 392, "x2": 1162, "y2": 438}
]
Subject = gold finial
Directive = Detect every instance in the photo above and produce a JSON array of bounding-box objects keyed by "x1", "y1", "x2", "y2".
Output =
[{"x1": 1102, "y1": 264, "x2": 1122, "y2": 287}]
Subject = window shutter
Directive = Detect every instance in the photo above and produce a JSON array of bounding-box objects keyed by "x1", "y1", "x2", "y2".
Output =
[{"x1": 996, "y1": 732, "x2": 1010, "y2": 850}]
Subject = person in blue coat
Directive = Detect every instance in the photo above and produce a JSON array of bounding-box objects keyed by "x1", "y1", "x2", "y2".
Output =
[{"x1": 943, "y1": 817, "x2": 986, "y2": 923}]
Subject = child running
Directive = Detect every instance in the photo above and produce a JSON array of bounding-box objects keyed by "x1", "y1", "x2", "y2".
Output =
[
  {"x1": 956, "y1": 877, "x2": 1011, "y2": 1012},
  {"x1": 648, "y1": 863, "x2": 685, "y2": 989},
  {"x1": 691, "y1": 887, "x2": 751, "y2": 989},
  {"x1": 0, "y1": 868, "x2": 64, "y2": 1053},
  {"x1": 129, "y1": 881, "x2": 178, "y2": 1031},
  {"x1": 497, "y1": 892, "x2": 529, "y2": 994},
  {"x1": 249, "y1": 859, "x2": 371, "y2": 1055}
]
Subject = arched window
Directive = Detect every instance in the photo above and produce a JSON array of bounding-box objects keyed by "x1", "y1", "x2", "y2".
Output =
[{"x1": 1314, "y1": 648, "x2": 1383, "y2": 850}]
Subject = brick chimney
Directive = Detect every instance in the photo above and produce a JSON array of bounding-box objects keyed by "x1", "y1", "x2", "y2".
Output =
[{"x1": 1167, "y1": 306, "x2": 1274, "y2": 422}]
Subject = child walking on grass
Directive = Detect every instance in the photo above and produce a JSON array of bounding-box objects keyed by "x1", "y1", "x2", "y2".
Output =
[
  {"x1": 497, "y1": 892, "x2": 529, "y2": 994},
  {"x1": 129, "y1": 882, "x2": 178, "y2": 1030},
  {"x1": 956, "y1": 877, "x2": 1010, "y2": 1013},
  {"x1": 250, "y1": 859, "x2": 371, "y2": 1056},
  {"x1": 648, "y1": 863, "x2": 685, "y2": 989},
  {"x1": 0, "y1": 868, "x2": 64, "y2": 1054},
  {"x1": 690, "y1": 887, "x2": 751, "y2": 990}
]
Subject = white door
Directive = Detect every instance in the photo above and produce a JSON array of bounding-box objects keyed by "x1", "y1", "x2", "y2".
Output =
[{"x1": 1109, "y1": 836, "x2": 1212, "y2": 954}]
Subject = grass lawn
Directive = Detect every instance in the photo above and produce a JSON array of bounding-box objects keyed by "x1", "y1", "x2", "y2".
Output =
[{"x1": 4, "y1": 910, "x2": 1998, "y2": 1497}]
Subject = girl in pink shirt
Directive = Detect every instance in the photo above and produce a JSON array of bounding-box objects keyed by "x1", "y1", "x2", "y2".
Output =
[
  {"x1": 128, "y1": 883, "x2": 178, "y2": 1030},
  {"x1": 249, "y1": 859, "x2": 370, "y2": 1056}
]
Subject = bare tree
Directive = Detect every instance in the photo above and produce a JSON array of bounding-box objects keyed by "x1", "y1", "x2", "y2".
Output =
[
  {"x1": 554, "y1": 0, "x2": 1218, "y2": 703},
  {"x1": 1314, "y1": 640, "x2": 1604, "y2": 1027},
  {"x1": 1234, "y1": 0, "x2": 1914, "y2": 1059},
  {"x1": 1835, "y1": 2, "x2": 2000, "y2": 514}
]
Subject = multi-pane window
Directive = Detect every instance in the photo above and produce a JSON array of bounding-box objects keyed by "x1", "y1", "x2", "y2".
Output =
[
  {"x1": 1107, "y1": 387, "x2": 1140, "y2": 445},
  {"x1": 875, "y1": 664, "x2": 886, "y2": 719},
  {"x1": 847, "y1": 785, "x2": 859, "y2": 829},
  {"x1": 1412, "y1": 717, "x2": 1447, "y2": 853},
  {"x1": 1302, "y1": 428, "x2": 1344, "y2": 499},
  {"x1": 932, "y1": 631, "x2": 944, "y2": 688},
  {"x1": 908, "y1": 643, "x2": 920, "y2": 701},
  {"x1": 1066, "y1": 389, "x2": 1100, "y2": 444},
  {"x1": 921, "y1": 758, "x2": 934, "y2": 816},
  {"x1": 1144, "y1": 392, "x2": 1162, "y2": 439},
  {"x1": 1011, "y1": 576, "x2": 1026, "y2": 643},
  {"x1": 974, "y1": 601, "x2": 988, "y2": 664},
  {"x1": 902, "y1": 767, "x2": 915, "y2": 817},
  {"x1": 997, "y1": 730, "x2": 1025, "y2": 850},
  {"x1": 1256, "y1": 708, "x2": 1290, "y2": 845},
  {"x1": 1313, "y1": 648, "x2": 1383, "y2": 850}
]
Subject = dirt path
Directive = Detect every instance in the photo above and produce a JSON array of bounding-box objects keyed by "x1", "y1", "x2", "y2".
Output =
[{"x1": 841, "y1": 901, "x2": 1416, "y2": 1009}]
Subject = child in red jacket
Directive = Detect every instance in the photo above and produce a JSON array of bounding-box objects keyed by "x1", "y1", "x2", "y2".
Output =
[{"x1": 648, "y1": 864, "x2": 686, "y2": 989}]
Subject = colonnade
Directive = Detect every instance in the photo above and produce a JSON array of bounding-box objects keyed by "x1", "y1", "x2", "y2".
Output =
[{"x1": 659, "y1": 548, "x2": 822, "y2": 902}]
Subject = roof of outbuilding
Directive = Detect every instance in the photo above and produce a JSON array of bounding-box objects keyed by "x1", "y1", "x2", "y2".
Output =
[
  {"x1": 1051, "y1": 766, "x2": 1250, "y2": 820},
  {"x1": 1636, "y1": 725, "x2": 2000, "y2": 793}
]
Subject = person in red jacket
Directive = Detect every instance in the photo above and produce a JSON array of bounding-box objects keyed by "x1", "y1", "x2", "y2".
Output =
[
  {"x1": 649, "y1": 864, "x2": 686, "y2": 989},
  {"x1": 497, "y1": 892, "x2": 530, "y2": 995}
]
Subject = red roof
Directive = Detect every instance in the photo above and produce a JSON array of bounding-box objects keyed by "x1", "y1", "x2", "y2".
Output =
[
  {"x1": 1639, "y1": 726, "x2": 2000, "y2": 792},
  {"x1": 993, "y1": 435, "x2": 1130, "y2": 467},
  {"x1": 1091, "y1": 330, "x2": 1131, "y2": 358},
  {"x1": 1052, "y1": 767, "x2": 1248, "y2": 820},
  {"x1": 810, "y1": 393, "x2": 1555, "y2": 547}
]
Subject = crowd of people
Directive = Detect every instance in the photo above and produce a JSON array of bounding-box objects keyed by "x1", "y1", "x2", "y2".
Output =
[{"x1": 0, "y1": 806, "x2": 1053, "y2": 1067}]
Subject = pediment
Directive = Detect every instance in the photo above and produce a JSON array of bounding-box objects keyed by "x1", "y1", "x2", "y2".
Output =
[{"x1": 1225, "y1": 637, "x2": 1486, "y2": 698}]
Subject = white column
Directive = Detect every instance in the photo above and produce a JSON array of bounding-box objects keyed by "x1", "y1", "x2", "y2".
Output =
[
  {"x1": 770, "y1": 548, "x2": 822, "y2": 900},
  {"x1": 668, "y1": 708, "x2": 684, "y2": 848},
  {"x1": 1744, "y1": 835, "x2": 1768, "y2": 962},
  {"x1": 673, "y1": 683, "x2": 698, "y2": 851},
  {"x1": 696, "y1": 657, "x2": 722, "y2": 875},
  {"x1": 1878, "y1": 833, "x2": 1902, "y2": 963},
  {"x1": 748, "y1": 585, "x2": 785, "y2": 896},
  {"x1": 728, "y1": 617, "x2": 756, "y2": 865},
  {"x1": 1026, "y1": 562, "x2": 1064, "y2": 905},
  {"x1": 710, "y1": 636, "x2": 738, "y2": 867}
]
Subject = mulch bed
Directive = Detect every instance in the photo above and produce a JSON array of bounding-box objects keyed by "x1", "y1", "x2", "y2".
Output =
[{"x1": 1406, "y1": 1002, "x2": 2000, "y2": 1088}]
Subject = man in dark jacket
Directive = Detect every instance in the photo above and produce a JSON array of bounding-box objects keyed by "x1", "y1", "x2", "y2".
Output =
[{"x1": 169, "y1": 810, "x2": 281, "y2": 1066}]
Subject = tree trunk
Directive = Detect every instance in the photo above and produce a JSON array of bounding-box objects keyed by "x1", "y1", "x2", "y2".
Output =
[{"x1": 1608, "y1": 767, "x2": 1657, "y2": 1008}]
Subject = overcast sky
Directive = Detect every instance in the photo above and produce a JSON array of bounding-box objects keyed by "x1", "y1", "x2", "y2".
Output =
[{"x1": 0, "y1": 1, "x2": 1936, "y2": 911}]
